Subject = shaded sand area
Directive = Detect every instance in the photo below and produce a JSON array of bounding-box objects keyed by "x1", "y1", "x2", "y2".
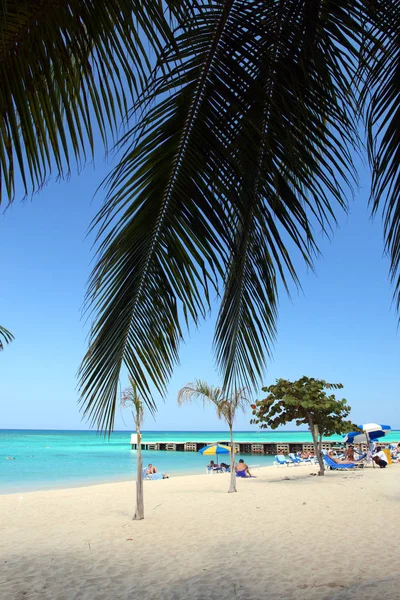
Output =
[{"x1": 1, "y1": 464, "x2": 399, "y2": 600}]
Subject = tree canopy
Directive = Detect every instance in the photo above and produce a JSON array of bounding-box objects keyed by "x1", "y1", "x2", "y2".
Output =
[{"x1": 251, "y1": 376, "x2": 356, "y2": 474}]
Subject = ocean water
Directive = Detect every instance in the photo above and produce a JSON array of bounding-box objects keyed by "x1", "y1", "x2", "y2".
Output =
[{"x1": 1, "y1": 429, "x2": 399, "y2": 494}]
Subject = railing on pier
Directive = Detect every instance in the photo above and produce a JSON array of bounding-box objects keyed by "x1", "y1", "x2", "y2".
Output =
[{"x1": 130, "y1": 434, "x2": 368, "y2": 455}]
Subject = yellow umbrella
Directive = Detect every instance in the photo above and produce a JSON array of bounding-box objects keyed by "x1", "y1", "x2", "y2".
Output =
[{"x1": 199, "y1": 444, "x2": 231, "y2": 460}]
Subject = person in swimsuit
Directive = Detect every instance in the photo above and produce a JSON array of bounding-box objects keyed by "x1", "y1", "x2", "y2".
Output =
[
  {"x1": 327, "y1": 451, "x2": 357, "y2": 464},
  {"x1": 145, "y1": 463, "x2": 157, "y2": 474},
  {"x1": 345, "y1": 445, "x2": 355, "y2": 461},
  {"x1": 235, "y1": 459, "x2": 252, "y2": 477}
]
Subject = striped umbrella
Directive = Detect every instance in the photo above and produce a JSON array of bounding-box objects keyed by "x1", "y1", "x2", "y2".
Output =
[
  {"x1": 343, "y1": 423, "x2": 391, "y2": 445},
  {"x1": 199, "y1": 444, "x2": 231, "y2": 456}
]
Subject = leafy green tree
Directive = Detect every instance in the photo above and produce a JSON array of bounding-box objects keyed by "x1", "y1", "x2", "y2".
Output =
[
  {"x1": 0, "y1": 326, "x2": 14, "y2": 351},
  {"x1": 121, "y1": 377, "x2": 145, "y2": 520},
  {"x1": 251, "y1": 377, "x2": 356, "y2": 475},
  {"x1": 178, "y1": 381, "x2": 248, "y2": 493}
]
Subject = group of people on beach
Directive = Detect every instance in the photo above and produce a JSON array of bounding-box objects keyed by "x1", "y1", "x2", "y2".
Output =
[
  {"x1": 328, "y1": 443, "x2": 394, "y2": 468},
  {"x1": 207, "y1": 459, "x2": 254, "y2": 477}
]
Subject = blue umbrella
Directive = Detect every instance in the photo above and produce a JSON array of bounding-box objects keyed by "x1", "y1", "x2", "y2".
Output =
[
  {"x1": 343, "y1": 423, "x2": 391, "y2": 445},
  {"x1": 343, "y1": 430, "x2": 386, "y2": 444}
]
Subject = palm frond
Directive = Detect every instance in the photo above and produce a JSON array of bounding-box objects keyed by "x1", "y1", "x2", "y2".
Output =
[
  {"x1": 80, "y1": 0, "x2": 363, "y2": 430},
  {"x1": 214, "y1": 0, "x2": 362, "y2": 395},
  {"x1": 360, "y1": 1, "x2": 400, "y2": 312},
  {"x1": 0, "y1": 0, "x2": 176, "y2": 203},
  {"x1": 121, "y1": 377, "x2": 144, "y2": 427},
  {"x1": 79, "y1": 2, "x2": 235, "y2": 430},
  {"x1": 177, "y1": 380, "x2": 223, "y2": 408},
  {"x1": 0, "y1": 325, "x2": 14, "y2": 350}
]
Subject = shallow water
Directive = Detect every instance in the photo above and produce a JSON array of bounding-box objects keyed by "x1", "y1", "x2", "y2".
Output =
[{"x1": 1, "y1": 429, "x2": 398, "y2": 493}]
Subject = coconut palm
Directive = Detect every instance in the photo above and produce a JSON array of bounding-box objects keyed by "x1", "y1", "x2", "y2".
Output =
[
  {"x1": 0, "y1": 326, "x2": 14, "y2": 351},
  {"x1": 178, "y1": 381, "x2": 248, "y2": 493},
  {"x1": 121, "y1": 377, "x2": 144, "y2": 520},
  {"x1": 79, "y1": 1, "x2": 400, "y2": 432}
]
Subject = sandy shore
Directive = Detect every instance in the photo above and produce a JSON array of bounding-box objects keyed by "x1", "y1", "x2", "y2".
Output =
[{"x1": 1, "y1": 463, "x2": 399, "y2": 600}]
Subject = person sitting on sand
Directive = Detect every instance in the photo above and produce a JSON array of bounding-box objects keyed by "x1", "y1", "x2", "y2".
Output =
[
  {"x1": 145, "y1": 463, "x2": 157, "y2": 475},
  {"x1": 235, "y1": 459, "x2": 252, "y2": 477},
  {"x1": 373, "y1": 446, "x2": 388, "y2": 468}
]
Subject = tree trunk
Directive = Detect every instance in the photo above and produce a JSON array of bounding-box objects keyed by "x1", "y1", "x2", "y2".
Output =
[
  {"x1": 133, "y1": 427, "x2": 144, "y2": 520},
  {"x1": 310, "y1": 420, "x2": 325, "y2": 476},
  {"x1": 228, "y1": 424, "x2": 237, "y2": 493}
]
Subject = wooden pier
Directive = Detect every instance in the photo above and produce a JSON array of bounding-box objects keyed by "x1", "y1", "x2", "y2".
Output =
[{"x1": 130, "y1": 435, "x2": 368, "y2": 455}]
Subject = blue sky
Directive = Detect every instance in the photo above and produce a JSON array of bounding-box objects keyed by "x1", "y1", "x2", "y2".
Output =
[{"x1": 1, "y1": 149, "x2": 399, "y2": 431}]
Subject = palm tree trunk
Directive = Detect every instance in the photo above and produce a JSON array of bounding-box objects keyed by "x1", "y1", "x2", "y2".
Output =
[
  {"x1": 228, "y1": 424, "x2": 237, "y2": 493},
  {"x1": 133, "y1": 428, "x2": 144, "y2": 520}
]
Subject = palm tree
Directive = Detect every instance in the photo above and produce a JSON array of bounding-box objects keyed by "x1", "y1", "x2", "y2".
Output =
[
  {"x1": 178, "y1": 381, "x2": 248, "y2": 493},
  {"x1": 0, "y1": 326, "x2": 14, "y2": 351},
  {"x1": 121, "y1": 377, "x2": 144, "y2": 520},
  {"x1": 78, "y1": 2, "x2": 400, "y2": 432}
]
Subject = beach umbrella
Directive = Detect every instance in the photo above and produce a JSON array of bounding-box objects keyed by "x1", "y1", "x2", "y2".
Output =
[
  {"x1": 359, "y1": 423, "x2": 391, "y2": 435},
  {"x1": 198, "y1": 444, "x2": 230, "y2": 464},
  {"x1": 343, "y1": 430, "x2": 387, "y2": 444},
  {"x1": 343, "y1": 423, "x2": 391, "y2": 446}
]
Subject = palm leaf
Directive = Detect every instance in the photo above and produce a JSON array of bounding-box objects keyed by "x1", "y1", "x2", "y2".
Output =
[
  {"x1": 0, "y1": 325, "x2": 14, "y2": 350},
  {"x1": 80, "y1": 0, "x2": 364, "y2": 430},
  {"x1": 214, "y1": 0, "x2": 362, "y2": 394},
  {"x1": 360, "y1": 1, "x2": 400, "y2": 312},
  {"x1": 0, "y1": 0, "x2": 176, "y2": 203}
]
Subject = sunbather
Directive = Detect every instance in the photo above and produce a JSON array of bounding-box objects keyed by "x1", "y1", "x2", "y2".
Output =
[
  {"x1": 207, "y1": 460, "x2": 220, "y2": 471},
  {"x1": 145, "y1": 463, "x2": 157, "y2": 474},
  {"x1": 345, "y1": 445, "x2": 355, "y2": 461},
  {"x1": 235, "y1": 459, "x2": 252, "y2": 477},
  {"x1": 327, "y1": 451, "x2": 357, "y2": 464}
]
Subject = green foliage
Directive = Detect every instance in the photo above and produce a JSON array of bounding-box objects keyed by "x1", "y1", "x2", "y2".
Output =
[
  {"x1": 80, "y1": 1, "x2": 367, "y2": 429},
  {"x1": 120, "y1": 376, "x2": 144, "y2": 429},
  {"x1": 2, "y1": 2, "x2": 399, "y2": 436},
  {"x1": 251, "y1": 377, "x2": 356, "y2": 438},
  {"x1": 0, "y1": 0, "x2": 175, "y2": 202},
  {"x1": 178, "y1": 380, "x2": 247, "y2": 428},
  {"x1": 0, "y1": 325, "x2": 14, "y2": 351}
]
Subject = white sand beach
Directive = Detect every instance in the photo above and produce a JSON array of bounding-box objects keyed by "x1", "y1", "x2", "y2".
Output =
[{"x1": 1, "y1": 464, "x2": 399, "y2": 600}]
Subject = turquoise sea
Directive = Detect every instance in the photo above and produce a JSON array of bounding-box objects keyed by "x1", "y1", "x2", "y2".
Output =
[{"x1": 2, "y1": 429, "x2": 399, "y2": 494}]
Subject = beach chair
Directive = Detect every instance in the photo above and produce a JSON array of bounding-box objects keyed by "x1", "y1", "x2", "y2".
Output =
[
  {"x1": 355, "y1": 452, "x2": 367, "y2": 462},
  {"x1": 205, "y1": 465, "x2": 223, "y2": 475},
  {"x1": 323, "y1": 454, "x2": 356, "y2": 471},
  {"x1": 274, "y1": 455, "x2": 290, "y2": 467},
  {"x1": 288, "y1": 453, "x2": 303, "y2": 466},
  {"x1": 142, "y1": 467, "x2": 163, "y2": 480}
]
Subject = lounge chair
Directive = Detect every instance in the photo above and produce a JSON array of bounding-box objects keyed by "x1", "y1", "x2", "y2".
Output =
[
  {"x1": 142, "y1": 467, "x2": 164, "y2": 480},
  {"x1": 274, "y1": 454, "x2": 290, "y2": 467},
  {"x1": 288, "y1": 453, "x2": 302, "y2": 466},
  {"x1": 355, "y1": 452, "x2": 367, "y2": 462},
  {"x1": 323, "y1": 454, "x2": 356, "y2": 471},
  {"x1": 205, "y1": 464, "x2": 223, "y2": 474}
]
